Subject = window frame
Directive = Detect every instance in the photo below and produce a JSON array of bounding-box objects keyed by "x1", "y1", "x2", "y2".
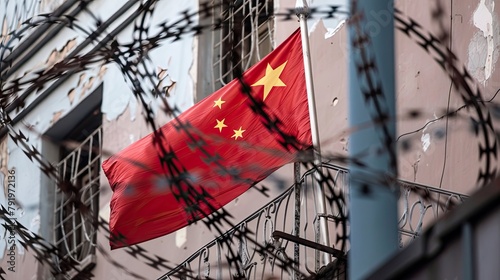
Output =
[{"x1": 53, "y1": 114, "x2": 102, "y2": 277}]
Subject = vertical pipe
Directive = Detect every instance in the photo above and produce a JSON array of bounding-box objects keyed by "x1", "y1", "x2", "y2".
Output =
[
  {"x1": 296, "y1": 8, "x2": 332, "y2": 265},
  {"x1": 462, "y1": 223, "x2": 474, "y2": 280},
  {"x1": 347, "y1": 0, "x2": 399, "y2": 279},
  {"x1": 293, "y1": 162, "x2": 301, "y2": 280}
]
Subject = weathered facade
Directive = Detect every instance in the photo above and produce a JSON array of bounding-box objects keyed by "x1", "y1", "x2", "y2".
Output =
[{"x1": 0, "y1": 0, "x2": 499, "y2": 279}]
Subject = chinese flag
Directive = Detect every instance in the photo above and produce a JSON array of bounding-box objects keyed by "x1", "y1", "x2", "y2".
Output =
[{"x1": 102, "y1": 29, "x2": 311, "y2": 249}]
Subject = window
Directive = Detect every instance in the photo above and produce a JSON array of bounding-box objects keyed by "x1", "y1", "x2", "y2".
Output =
[
  {"x1": 53, "y1": 107, "x2": 102, "y2": 277},
  {"x1": 198, "y1": 0, "x2": 274, "y2": 98}
]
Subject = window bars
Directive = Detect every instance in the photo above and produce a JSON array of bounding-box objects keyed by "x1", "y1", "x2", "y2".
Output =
[
  {"x1": 54, "y1": 125, "x2": 102, "y2": 271},
  {"x1": 211, "y1": 0, "x2": 274, "y2": 90}
]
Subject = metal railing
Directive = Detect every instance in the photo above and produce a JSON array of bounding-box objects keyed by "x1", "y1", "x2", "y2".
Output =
[
  {"x1": 397, "y1": 179, "x2": 468, "y2": 245},
  {"x1": 160, "y1": 163, "x2": 468, "y2": 279}
]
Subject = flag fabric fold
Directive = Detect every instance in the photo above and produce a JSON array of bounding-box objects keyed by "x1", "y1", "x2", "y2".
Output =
[{"x1": 102, "y1": 29, "x2": 311, "y2": 249}]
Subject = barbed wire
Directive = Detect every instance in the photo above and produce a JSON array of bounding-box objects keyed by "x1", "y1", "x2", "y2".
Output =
[{"x1": 0, "y1": 0, "x2": 499, "y2": 279}]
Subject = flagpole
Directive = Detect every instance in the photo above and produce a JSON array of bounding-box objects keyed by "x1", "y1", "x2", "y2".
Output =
[{"x1": 295, "y1": 0, "x2": 331, "y2": 266}]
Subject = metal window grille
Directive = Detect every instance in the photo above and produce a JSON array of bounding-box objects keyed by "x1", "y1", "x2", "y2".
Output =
[
  {"x1": 54, "y1": 125, "x2": 102, "y2": 272},
  {"x1": 211, "y1": 0, "x2": 274, "y2": 89}
]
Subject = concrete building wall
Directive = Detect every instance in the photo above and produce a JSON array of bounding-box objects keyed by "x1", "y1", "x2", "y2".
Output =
[
  {"x1": 1, "y1": 0, "x2": 198, "y2": 278},
  {"x1": 395, "y1": 0, "x2": 500, "y2": 194},
  {"x1": 0, "y1": 1, "x2": 128, "y2": 277}
]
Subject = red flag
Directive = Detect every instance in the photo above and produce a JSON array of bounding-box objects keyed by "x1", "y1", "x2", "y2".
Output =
[{"x1": 102, "y1": 29, "x2": 311, "y2": 249}]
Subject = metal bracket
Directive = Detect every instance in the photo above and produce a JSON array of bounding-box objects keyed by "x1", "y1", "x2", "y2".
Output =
[{"x1": 272, "y1": 231, "x2": 345, "y2": 260}]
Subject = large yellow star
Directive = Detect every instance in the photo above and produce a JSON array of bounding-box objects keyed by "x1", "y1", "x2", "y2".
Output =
[
  {"x1": 213, "y1": 97, "x2": 225, "y2": 109},
  {"x1": 231, "y1": 126, "x2": 245, "y2": 140},
  {"x1": 251, "y1": 61, "x2": 288, "y2": 101},
  {"x1": 214, "y1": 119, "x2": 227, "y2": 132}
]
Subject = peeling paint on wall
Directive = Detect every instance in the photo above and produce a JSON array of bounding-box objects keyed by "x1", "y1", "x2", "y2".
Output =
[
  {"x1": 468, "y1": 0, "x2": 499, "y2": 85},
  {"x1": 325, "y1": 20, "x2": 346, "y2": 39},
  {"x1": 308, "y1": 0, "x2": 348, "y2": 38},
  {"x1": 175, "y1": 228, "x2": 187, "y2": 249},
  {"x1": 1, "y1": 0, "x2": 41, "y2": 43},
  {"x1": 3, "y1": 37, "x2": 77, "y2": 108},
  {"x1": 421, "y1": 118, "x2": 434, "y2": 153},
  {"x1": 157, "y1": 66, "x2": 176, "y2": 97},
  {"x1": 45, "y1": 38, "x2": 77, "y2": 68},
  {"x1": 50, "y1": 110, "x2": 64, "y2": 124},
  {"x1": 67, "y1": 66, "x2": 107, "y2": 106},
  {"x1": 421, "y1": 133, "x2": 431, "y2": 152},
  {"x1": 101, "y1": 1, "x2": 195, "y2": 122}
]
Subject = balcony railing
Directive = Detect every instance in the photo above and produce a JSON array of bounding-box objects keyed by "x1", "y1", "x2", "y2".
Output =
[{"x1": 159, "y1": 163, "x2": 468, "y2": 280}]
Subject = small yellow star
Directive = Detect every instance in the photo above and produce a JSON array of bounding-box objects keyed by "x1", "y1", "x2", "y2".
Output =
[
  {"x1": 231, "y1": 126, "x2": 245, "y2": 140},
  {"x1": 213, "y1": 97, "x2": 226, "y2": 109},
  {"x1": 251, "y1": 61, "x2": 288, "y2": 100},
  {"x1": 214, "y1": 119, "x2": 228, "y2": 132}
]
